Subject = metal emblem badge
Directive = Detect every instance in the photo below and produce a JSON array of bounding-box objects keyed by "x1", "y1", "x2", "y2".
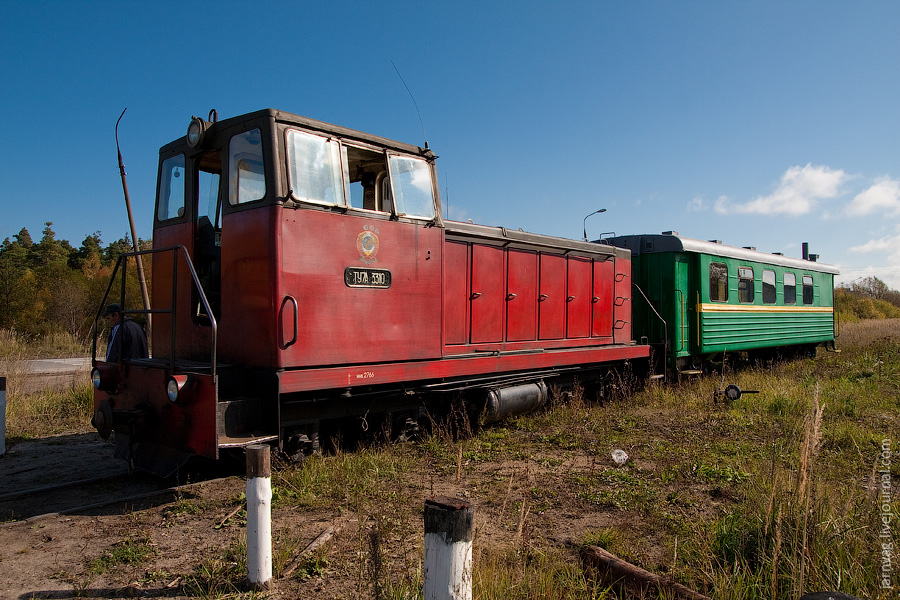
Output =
[{"x1": 356, "y1": 226, "x2": 379, "y2": 264}]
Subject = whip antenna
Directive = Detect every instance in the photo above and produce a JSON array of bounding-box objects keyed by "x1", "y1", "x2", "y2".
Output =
[
  {"x1": 115, "y1": 109, "x2": 152, "y2": 329},
  {"x1": 391, "y1": 60, "x2": 429, "y2": 149}
]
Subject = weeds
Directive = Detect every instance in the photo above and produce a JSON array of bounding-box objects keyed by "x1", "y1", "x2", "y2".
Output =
[
  {"x1": 286, "y1": 545, "x2": 328, "y2": 581},
  {"x1": 474, "y1": 545, "x2": 609, "y2": 600},
  {"x1": 181, "y1": 537, "x2": 248, "y2": 598},
  {"x1": 88, "y1": 536, "x2": 155, "y2": 574},
  {"x1": 3, "y1": 381, "x2": 93, "y2": 439},
  {"x1": 1, "y1": 328, "x2": 93, "y2": 440},
  {"x1": 273, "y1": 445, "x2": 412, "y2": 509}
]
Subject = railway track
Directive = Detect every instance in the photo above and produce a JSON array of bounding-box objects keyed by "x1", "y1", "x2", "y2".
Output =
[
  {"x1": 1, "y1": 472, "x2": 169, "y2": 524},
  {"x1": 0, "y1": 466, "x2": 235, "y2": 525}
]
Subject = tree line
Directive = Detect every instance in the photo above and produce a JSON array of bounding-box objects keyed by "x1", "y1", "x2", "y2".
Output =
[
  {"x1": 835, "y1": 276, "x2": 900, "y2": 321},
  {"x1": 3, "y1": 222, "x2": 900, "y2": 339},
  {"x1": 0, "y1": 222, "x2": 149, "y2": 340}
]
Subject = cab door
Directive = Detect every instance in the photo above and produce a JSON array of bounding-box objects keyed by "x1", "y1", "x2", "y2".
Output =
[
  {"x1": 152, "y1": 150, "x2": 221, "y2": 362},
  {"x1": 673, "y1": 255, "x2": 690, "y2": 355},
  {"x1": 192, "y1": 151, "x2": 223, "y2": 325}
]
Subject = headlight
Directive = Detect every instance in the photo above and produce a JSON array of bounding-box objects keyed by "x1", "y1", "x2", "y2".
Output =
[
  {"x1": 91, "y1": 365, "x2": 119, "y2": 392},
  {"x1": 186, "y1": 117, "x2": 208, "y2": 149},
  {"x1": 166, "y1": 375, "x2": 188, "y2": 402}
]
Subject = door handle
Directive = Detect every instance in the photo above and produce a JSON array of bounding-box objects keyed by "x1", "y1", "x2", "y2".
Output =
[{"x1": 280, "y1": 295, "x2": 298, "y2": 349}]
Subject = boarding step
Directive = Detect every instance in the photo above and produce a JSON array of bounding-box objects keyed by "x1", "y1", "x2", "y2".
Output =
[{"x1": 216, "y1": 397, "x2": 276, "y2": 443}]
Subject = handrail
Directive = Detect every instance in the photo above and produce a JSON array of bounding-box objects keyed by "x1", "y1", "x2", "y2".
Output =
[
  {"x1": 674, "y1": 289, "x2": 686, "y2": 353},
  {"x1": 92, "y1": 245, "x2": 218, "y2": 381},
  {"x1": 280, "y1": 295, "x2": 299, "y2": 349}
]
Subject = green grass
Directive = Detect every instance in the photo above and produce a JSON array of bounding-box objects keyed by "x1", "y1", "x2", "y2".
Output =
[
  {"x1": 272, "y1": 444, "x2": 415, "y2": 509},
  {"x1": 89, "y1": 536, "x2": 155, "y2": 574},
  {"x1": 181, "y1": 536, "x2": 251, "y2": 598}
]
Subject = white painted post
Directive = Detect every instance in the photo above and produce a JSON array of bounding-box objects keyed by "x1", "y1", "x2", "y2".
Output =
[
  {"x1": 246, "y1": 444, "x2": 272, "y2": 590},
  {"x1": 0, "y1": 377, "x2": 6, "y2": 456},
  {"x1": 424, "y1": 496, "x2": 474, "y2": 600}
]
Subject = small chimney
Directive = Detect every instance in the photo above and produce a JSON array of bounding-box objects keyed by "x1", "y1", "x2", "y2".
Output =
[{"x1": 802, "y1": 242, "x2": 809, "y2": 260}]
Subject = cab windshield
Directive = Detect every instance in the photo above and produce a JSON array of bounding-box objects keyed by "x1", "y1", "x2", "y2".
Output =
[{"x1": 285, "y1": 129, "x2": 435, "y2": 220}]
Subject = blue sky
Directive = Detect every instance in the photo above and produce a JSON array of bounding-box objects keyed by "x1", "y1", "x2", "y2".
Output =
[{"x1": 2, "y1": 1, "x2": 899, "y2": 287}]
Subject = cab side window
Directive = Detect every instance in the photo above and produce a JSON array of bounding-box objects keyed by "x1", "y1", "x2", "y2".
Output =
[
  {"x1": 762, "y1": 269, "x2": 776, "y2": 304},
  {"x1": 158, "y1": 154, "x2": 186, "y2": 220},
  {"x1": 709, "y1": 262, "x2": 728, "y2": 302},
  {"x1": 738, "y1": 267, "x2": 754, "y2": 303},
  {"x1": 229, "y1": 129, "x2": 266, "y2": 205},
  {"x1": 286, "y1": 129, "x2": 345, "y2": 206},
  {"x1": 802, "y1": 275, "x2": 814, "y2": 305},
  {"x1": 388, "y1": 155, "x2": 435, "y2": 219},
  {"x1": 784, "y1": 273, "x2": 796, "y2": 304}
]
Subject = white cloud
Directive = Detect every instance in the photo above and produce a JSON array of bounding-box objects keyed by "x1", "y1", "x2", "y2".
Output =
[
  {"x1": 845, "y1": 178, "x2": 900, "y2": 217},
  {"x1": 687, "y1": 196, "x2": 704, "y2": 211},
  {"x1": 847, "y1": 226, "x2": 900, "y2": 290},
  {"x1": 713, "y1": 195, "x2": 731, "y2": 214},
  {"x1": 849, "y1": 235, "x2": 896, "y2": 253},
  {"x1": 719, "y1": 164, "x2": 847, "y2": 216}
]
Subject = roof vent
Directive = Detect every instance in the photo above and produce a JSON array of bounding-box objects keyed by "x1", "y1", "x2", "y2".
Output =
[
  {"x1": 772, "y1": 252, "x2": 783, "y2": 256},
  {"x1": 709, "y1": 239, "x2": 722, "y2": 244},
  {"x1": 662, "y1": 230, "x2": 678, "y2": 236},
  {"x1": 743, "y1": 246, "x2": 756, "y2": 251},
  {"x1": 809, "y1": 254, "x2": 819, "y2": 262}
]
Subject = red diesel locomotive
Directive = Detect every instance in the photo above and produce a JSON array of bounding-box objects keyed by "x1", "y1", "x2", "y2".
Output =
[{"x1": 91, "y1": 109, "x2": 648, "y2": 474}]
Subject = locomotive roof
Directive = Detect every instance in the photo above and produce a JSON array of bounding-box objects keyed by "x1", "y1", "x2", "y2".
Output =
[
  {"x1": 160, "y1": 108, "x2": 433, "y2": 158},
  {"x1": 446, "y1": 220, "x2": 627, "y2": 259},
  {"x1": 607, "y1": 233, "x2": 839, "y2": 275}
]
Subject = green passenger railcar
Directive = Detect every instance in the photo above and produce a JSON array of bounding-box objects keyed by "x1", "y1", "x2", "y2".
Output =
[{"x1": 608, "y1": 233, "x2": 838, "y2": 375}]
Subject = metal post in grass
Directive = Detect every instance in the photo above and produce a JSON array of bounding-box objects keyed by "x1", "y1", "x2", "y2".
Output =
[
  {"x1": 0, "y1": 377, "x2": 6, "y2": 456},
  {"x1": 246, "y1": 444, "x2": 272, "y2": 590},
  {"x1": 424, "y1": 496, "x2": 473, "y2": 600}
]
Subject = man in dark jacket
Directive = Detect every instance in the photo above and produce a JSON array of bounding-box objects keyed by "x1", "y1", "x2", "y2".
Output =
[{"x1": 103, "y1": 304, "x2": 149, "y2": 362}]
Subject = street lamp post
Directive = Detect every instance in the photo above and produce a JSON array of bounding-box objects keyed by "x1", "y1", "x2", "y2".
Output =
[{"x1": 583, "y1": 208, "x2": 607, "y2": 241}]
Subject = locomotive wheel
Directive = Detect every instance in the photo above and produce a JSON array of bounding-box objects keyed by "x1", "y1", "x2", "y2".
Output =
[{"x1": 283, "y1": 428, "x2": 320, "y2": 463}]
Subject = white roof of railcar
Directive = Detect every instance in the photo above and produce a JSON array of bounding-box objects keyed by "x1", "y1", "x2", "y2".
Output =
[{"x1": 606, "y1": 233, "x2": 839, "y2": 275}]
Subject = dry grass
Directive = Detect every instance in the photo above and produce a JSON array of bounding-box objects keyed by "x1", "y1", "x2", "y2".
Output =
[
  {"x1": 1, "y1": 328, "x2": 93, "y2": 440},
  {"x1": 835, "y1": 317, "x2": 900, "y2": 347},
  {"x1": 3, "y1": 383, "x2": 94, "y2": 440}
]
